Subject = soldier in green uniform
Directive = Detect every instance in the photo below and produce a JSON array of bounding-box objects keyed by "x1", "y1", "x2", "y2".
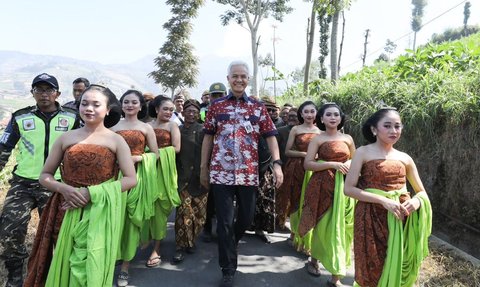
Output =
[
  {"x1": 173, "y1": 99, "x2": 207, "y2": 263},
  {"x1": 199, "y1": 82, "x2": 227, "y2": 123},
  {"x1": 0, "y1": 73, "x2": 80, "y2": 287}
]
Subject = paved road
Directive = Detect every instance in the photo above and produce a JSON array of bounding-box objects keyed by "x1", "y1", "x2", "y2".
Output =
[{"x1": 114, "y1": 218, "x2": 355, "y2": 287}]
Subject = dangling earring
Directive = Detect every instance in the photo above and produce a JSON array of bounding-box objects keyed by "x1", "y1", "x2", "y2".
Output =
[{"x1": 373, "y1": 132, "x2": 377, "y2": 136}]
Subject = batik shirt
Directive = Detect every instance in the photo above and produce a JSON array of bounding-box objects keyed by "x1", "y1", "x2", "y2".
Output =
[{"x1": 203, "y1": 93, "x2": 277, "y2": 186}]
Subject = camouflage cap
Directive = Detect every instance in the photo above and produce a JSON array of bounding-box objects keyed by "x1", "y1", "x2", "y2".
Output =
[{"x1": 209, "y1": 82, "x2": 227, "y2": 94}]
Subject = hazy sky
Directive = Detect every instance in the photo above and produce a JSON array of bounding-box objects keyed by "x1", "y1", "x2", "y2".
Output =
[{"x1": 1, "y1": 0, "x2": 478, "y2": 93}]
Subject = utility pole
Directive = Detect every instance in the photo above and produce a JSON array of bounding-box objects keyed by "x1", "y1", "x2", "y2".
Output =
[
  {"x1": 272, "y1": 24, "x2": 281, "y2": 100},
  {"x1": 272, "y1": 24, "x2": 277, "y2": 99}
]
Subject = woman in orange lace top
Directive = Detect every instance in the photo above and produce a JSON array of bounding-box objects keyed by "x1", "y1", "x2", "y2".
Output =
[
  {"x1": 110, "y1": 89, "x2": 159, "y2": 286},
  {"x1": 278, "y1": 101, "x2": 320, "y2": 253},
  {"x1": 148, "y1": 95, "x2": 180, "y2": 151},
  {"x1": 29, "y1": 84, "x2": 137, "y2": 286},
  {"x1": 111, "y1": 90, "x2": 158, "y2": 161},
  {"x1": 299, "y1": 103, "x2": 356, "y2": 285},
  {"x1": 345, "y1": 108, "x2": 431, "y2": 287},
  {"x1": 143, "y1": 95, "x2": 181, "y2": 268}
]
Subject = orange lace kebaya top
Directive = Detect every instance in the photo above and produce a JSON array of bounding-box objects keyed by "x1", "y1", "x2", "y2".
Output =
[
  {"x1": 154, "y1": 128, "x2": 172, "y2": 148},
  {"x1": 61, "y1": 144, "x2": 118, "y2": 187},
  {"x1": 281, "y1": 133, "x2": 318, "y2": 215},
  {"x1": 116, "y1": 130, "x2": 146, "y2": 156}
]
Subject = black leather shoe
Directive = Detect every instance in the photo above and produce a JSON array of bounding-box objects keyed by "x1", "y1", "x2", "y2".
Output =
[
  {"x1": 172, "y1": 250, "x2": 185, "y2": 264},
  {"x1": 255, "y1": 229, "x2": 271, "y2": 244},
  {"x1": 219, "y1": 274, "x2": 234, "y2": 287}
]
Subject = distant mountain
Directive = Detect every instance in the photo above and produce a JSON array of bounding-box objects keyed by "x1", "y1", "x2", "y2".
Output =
[
  {"x1": 0, "y1": 50, "x2": 237, "y2": 109},
  {"x1": 0, "y1": 51, "x2": 162, "y2": 104}
]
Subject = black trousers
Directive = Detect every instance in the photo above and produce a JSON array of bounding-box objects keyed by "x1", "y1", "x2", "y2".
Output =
[{"x1": 212, "y1": 184, "x2": 257, "y2": 275}]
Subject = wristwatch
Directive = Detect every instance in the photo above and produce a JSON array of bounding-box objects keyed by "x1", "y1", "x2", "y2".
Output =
[{"x1": 272, "y1": 159, "x2": 283, "y2": 167}]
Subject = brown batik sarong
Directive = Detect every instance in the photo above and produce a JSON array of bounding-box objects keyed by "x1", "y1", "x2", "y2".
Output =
[{"x1": 175, "y1": 189, "x2": 208, "y2": 249}]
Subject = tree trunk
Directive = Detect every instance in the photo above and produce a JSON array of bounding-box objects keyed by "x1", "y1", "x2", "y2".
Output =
[
  {"x1": 330, "y1": 9, "x2": 339, "y2": 83},
  {"x1": 304, "y1": 0, "x2": 318, "y2": 97},
  {"x1": 250, "y1": 29, "x2": 259, "y2": 96},
  {"x1": 337, "y1": 11, "x2": 345, "y2": 76}
]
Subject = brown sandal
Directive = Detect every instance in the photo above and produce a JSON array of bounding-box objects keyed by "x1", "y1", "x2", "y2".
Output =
[{"x1": 146, "y1": 256, "x2": 161, "y2": 268}]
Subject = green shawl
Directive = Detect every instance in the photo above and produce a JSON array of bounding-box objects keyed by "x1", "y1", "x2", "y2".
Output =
[
  {"x1": 141, "y1": 146, "x2": 181, "y2": 241},
  {"x1": 118, "y1": 152, "x2": 158, "y2": 261},
  {"x1": 45, "y1": 179, "x2": 122, "y2": 287}
]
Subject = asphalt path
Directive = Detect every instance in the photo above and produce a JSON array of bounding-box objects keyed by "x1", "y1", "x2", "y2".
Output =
[{"x1": 113, "y1": 215, "x2": 355, "y2": 287}]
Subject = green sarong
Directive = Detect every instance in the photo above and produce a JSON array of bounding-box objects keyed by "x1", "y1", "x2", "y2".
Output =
[
  {"x1": 354, "y1": 189, "x2": 432, "y2": 287},
  {"x1": 45, "y1": 179, "x2": 122, "y2": 287},
  {"x1": 118, "y1": 152, "x2": 158, "y2": 261},
  {"x1": 311, "y1": 169, "x2": 355, "y2": 276},
  {"x1": 141, "y1": 146, "x2": 181, "y2": 241}
]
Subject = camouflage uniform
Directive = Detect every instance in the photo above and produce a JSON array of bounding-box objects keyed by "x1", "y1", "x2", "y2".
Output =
[
  {"x1": 0, "y1": 176, "x2": 51, "y2": 286},
  {"x1": 0, "y1": 100, "x2": 79, "y2": 287}
]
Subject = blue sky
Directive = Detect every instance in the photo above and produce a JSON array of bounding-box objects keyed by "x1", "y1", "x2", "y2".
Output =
[{"x1": 1, "y1": 0, "x2": 479, "y2": 95}]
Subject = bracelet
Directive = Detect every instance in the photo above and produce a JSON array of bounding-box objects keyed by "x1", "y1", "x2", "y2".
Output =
[{"x1": 272, "y1": 159, "x2": 283, "y2": 166}]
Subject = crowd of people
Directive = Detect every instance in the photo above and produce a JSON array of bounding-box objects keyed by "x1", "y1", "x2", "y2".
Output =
[{"x1": 0, "y1": 61, "x2": 432, "y2": 287}]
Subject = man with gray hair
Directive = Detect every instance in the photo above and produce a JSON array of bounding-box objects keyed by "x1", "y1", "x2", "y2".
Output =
[{"x1": 201, "y1": 61, "x2": 284, "y2": 287}]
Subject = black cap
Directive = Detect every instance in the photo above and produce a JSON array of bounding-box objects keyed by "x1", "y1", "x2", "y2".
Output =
[{"x1": 32, "y1": 73, "x2": 59, "y2": 89}]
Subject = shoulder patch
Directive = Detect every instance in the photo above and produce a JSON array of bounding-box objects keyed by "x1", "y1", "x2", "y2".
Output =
[{"x1": 22, "y1": 118, "x2": 36, "y2": 131}]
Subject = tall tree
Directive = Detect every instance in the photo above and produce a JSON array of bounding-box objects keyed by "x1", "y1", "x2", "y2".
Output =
[
  {"x1": 316, "y1": 0, "x2": 350, "y2": 83},
  {"x1": 411, "y1": 0, "x2": 427, "y2": 51},
  {"x1": 303, "y1": 0, "x2": 319, "y2": 96},
  {"x1": 463, "y1": 1, "x2": 471, "y2": 36},
  {"x1": 149, "y1": 0, "x2": 205, "y2": 97},
  {"x1": 329, "y1": 0, "x2": 352, "y2": 82},
  {"x1": 216, "y1": 0, "x2": 292, "y2": 96},
  {"x1": 337, "y1": 11, "x2": 346, "y2": 75},
  {"x1": 317, "y1": 5, "x2": 330, "y2": 80},
  {"x1": 329, "y1": 1, "x2": 340, "y2": 82}
]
